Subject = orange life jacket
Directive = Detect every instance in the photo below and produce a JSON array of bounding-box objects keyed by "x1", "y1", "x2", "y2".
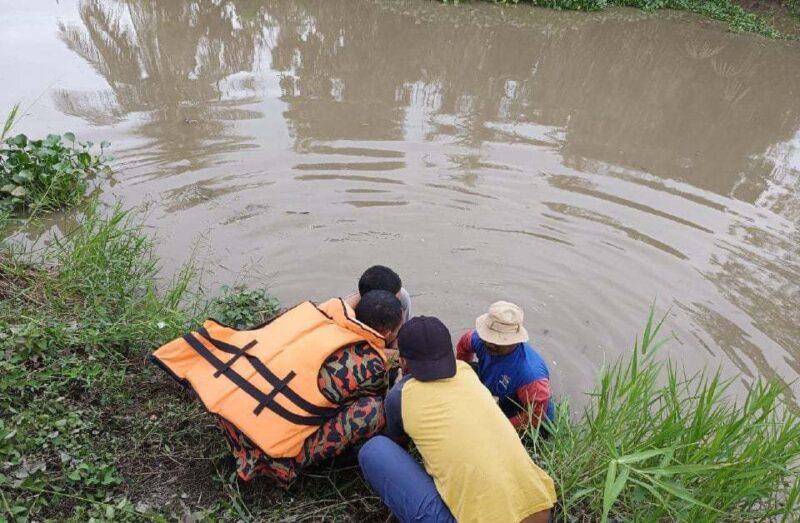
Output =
[{"x1": 151, "y1": 298, "x2": 387, "y2": 458}]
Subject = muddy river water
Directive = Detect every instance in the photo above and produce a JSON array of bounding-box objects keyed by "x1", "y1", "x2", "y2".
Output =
[{"x1": 2, "y1": 0, "x2": 799, "y2": 404}]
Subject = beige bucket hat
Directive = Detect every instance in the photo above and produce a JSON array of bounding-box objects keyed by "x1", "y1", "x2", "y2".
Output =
[{"x1": 475, "y1": 301, "x2": 529, "y2": 345}]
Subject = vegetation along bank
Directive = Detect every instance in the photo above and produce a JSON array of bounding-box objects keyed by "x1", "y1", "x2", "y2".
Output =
[{"x1": 1, "y1": 105, "x2": 798, "y2": 520}]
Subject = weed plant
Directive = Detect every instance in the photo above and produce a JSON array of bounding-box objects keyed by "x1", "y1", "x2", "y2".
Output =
[
  {"x1": 206, "y1": 286, "x2": 280, "y2": 329},
  {"x1": 786, "y1": 0, "x2": 800, "y2": 18}
]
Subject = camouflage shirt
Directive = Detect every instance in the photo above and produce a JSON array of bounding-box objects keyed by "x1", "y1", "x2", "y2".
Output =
[{"x1": 218, "y1": 342, "x2": 388, "y2": 483}]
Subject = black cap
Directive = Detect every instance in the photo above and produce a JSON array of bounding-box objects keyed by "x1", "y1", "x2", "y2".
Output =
[{"x1": 398, "y1": 316, "x2": 456, "y2": 382}]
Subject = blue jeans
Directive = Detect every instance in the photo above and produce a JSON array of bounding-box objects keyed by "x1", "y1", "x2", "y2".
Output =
[{"x1": 358, "y1": 436, "x2": 456, "y2": 523}]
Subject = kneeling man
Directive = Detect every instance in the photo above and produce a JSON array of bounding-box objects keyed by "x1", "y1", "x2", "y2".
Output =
[
  {"x1": 359, "y1": 316, "x2": 556, "y2": 523},
  {"x1": 152, "y1": 290, "x2": 403, "y2": 485}
]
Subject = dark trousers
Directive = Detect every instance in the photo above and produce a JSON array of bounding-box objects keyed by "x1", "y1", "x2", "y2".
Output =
[{"x1": 358, "y1": 436, "x2": 456, "y2": 523}]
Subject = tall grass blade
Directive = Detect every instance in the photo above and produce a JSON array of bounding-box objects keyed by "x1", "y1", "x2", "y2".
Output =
[
  {"x1": 1, "y1": 103, "x2": 19, "y2": 142},
  {"x1": 615, "y1": 447, "x2": 676, "y2": 465}
]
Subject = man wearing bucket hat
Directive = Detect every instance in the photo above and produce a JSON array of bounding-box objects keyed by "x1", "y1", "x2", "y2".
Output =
[
  {"x1": 358, "y1": 316, "x2": 556, "y2": 523},
  {"x1": 456, "y1": 301, "x2": 554, "y2": 429}
]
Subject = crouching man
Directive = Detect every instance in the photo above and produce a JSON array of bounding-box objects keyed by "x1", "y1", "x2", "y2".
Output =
[
  {"x1": 152, "y1": 290, "x2": 403, "y2": 485},
  {"x1": 457, "y1": 301, "x2": 554, "y2": 430},
  {"x1": 358, "y1": 316, "x2": 556, "y2": 523}
]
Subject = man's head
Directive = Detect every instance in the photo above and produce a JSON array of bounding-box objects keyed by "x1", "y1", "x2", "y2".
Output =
[
  {"x1": 475, "y1": 301, "x2": 529, "y2": 356},
  {"x1": 397, "y1": 316, "x2": 456, "y2": 382},
  {"x1": 358, "y1": 265, "x2": 402, "y2": 297},
  {"x1": 355, "y1": 290, "x2": 404, "y2": 345}
]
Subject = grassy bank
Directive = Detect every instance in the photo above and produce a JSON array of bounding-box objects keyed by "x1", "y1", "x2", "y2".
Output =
[
  {"x1": 530, "y1": 313, "x2": 800, "y2": 521},
  {"x1": 464, "y1": 0, "x2": 799, "y2": 38},
  {"x1": 1, "y1": 205, "x2": 798, "y2": 521}
]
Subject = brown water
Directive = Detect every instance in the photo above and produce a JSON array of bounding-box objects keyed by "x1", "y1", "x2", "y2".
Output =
[{"x1": 2, "y1": 0, "x2": 799, "y2": 404}]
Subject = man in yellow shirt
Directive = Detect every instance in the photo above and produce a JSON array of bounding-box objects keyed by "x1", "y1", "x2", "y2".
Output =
[{"x1": 358, "y1": 316, "x2": 557, "y2": 523}]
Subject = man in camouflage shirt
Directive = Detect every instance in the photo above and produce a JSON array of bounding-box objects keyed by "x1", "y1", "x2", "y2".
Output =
[{"x1": 218, "y1": 290, "x2": 402, "y2": 485}]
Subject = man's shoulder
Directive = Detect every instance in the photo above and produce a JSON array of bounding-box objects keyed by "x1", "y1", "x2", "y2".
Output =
[
  {"x1": 342, "y1": 293, "x2": 360, "y2": 309},
  {"x1": 321, "y1": 343, "x2": 386, "y2": 379}
]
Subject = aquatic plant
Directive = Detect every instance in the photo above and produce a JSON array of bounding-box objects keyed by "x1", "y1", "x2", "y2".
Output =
[{"x1": 0, "y1": 106, "x2": 111, "y2": 216}]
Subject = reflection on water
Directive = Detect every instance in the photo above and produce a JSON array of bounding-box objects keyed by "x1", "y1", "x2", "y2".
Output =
[
  {"x1": 3, "y1": 0, "x2": 799, "y2": 403},
  {"x1": 56, "y1": 0, "x2": 270, "y2": 173}
]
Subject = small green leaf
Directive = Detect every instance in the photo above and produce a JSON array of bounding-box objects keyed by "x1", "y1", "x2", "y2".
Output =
[
  {"x1": 649, "y1": 477, "x2": 721, "y2": 512},
  {"x1": 12, "y1": 169, "x2": 32, "y2": 184},
  {"x1": 10, "y1": 186, "x2": 27, "y2": 197},
  {"x1": 601, "y1": 459, "x2": 618, "y2": 523},
  {"x1": 640, "y1": 463, "x2": 734, "y2": 476},
  {"x1": 6, "y1": 134, "x2": 27, "y2": 148},
  {"x1": 64, "y1": 132, "x2": 76, "y2": 143},
  {"x1": 102, "y1": 470, "x2": 117, "y2": 485},
  {"x1": 616, "y1": 447, "x2": 675, "y2": 464}
]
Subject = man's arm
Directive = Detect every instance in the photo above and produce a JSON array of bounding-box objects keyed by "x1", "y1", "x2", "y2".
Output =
[
  {"x1": 383, "y1": 377, "x2": 409, "y2": 443},
  {"x1": 397, "y1": 287, "x2": 412, "y2": 323},
  {"x1": 509, "y1": 378, "x2": 551, "y2": 429},
  {"x1": 343, "y1": 293, "x2": 360, "y2": 310},
  {"x1": 456, "y1": 330, "x2": 477, "y2": 363},
  {"x1": 318, "y1": 344, "x2": 387, "y2": 404}
]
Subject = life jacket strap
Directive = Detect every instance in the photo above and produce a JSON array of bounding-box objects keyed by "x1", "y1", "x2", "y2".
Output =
[
  {"x1": 197, "y1": 327, "x2": 338, "y2": 418},
  {"x1": 214, "y1": 339, "x2": 258, "y2": 378},
  {"x1": 254, "y1": 370, "x2": 296, "y2": 415},
  {"x1": 182, "y1": 332, "x2": 329, "y2": 426}
]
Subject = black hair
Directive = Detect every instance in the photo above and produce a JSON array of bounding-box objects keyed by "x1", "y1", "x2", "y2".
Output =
[
  {"x1": 355, "y1": 290, "x2": 403, "y2": 333},
  {"x1": 358, "y1": 265, "x2": 402, "y2": 296}
]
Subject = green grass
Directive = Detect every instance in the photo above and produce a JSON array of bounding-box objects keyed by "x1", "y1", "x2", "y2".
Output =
[
  {"x1": 1, "y1": 203, "x2": 798, "y2": 521},
  {"x1": 786, "y1": 0, "x2": 800, "y2": 18},
  {"x1": 0, "y1": 203, "x2": 380, "y2": 521},
  {"x1": 461, "y1": 0, "x2": 787, "y2": 37},
  {"x1": 528, "y1": 309, "x2": 800, "y2": 521}
]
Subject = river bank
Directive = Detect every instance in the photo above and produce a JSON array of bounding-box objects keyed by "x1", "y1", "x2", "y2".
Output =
[
  {"x1": 471, "y1": 0, "x2": 800, "y2": 38},
  {"x1": 1, "y1": 203, "x2": 798, "y2": 521}
]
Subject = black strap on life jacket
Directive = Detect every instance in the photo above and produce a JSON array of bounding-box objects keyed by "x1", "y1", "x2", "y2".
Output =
[
  {"x1": 197, "y1": 327, "x2": 338, "y2": 418},
  {"x1": 182, "y1": 332, "x2": 329, "y2": 426},
  {"x1": 254, "y1": 370, "x2": 296, "y2": 415},
  {"x1": 214, "y1": 339, "x2": 258, "y2": 378}
]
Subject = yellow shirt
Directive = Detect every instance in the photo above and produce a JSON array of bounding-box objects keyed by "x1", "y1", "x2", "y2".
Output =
[{"x1": 401, "y1": 361, "x2": 556, "y2": 523}]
